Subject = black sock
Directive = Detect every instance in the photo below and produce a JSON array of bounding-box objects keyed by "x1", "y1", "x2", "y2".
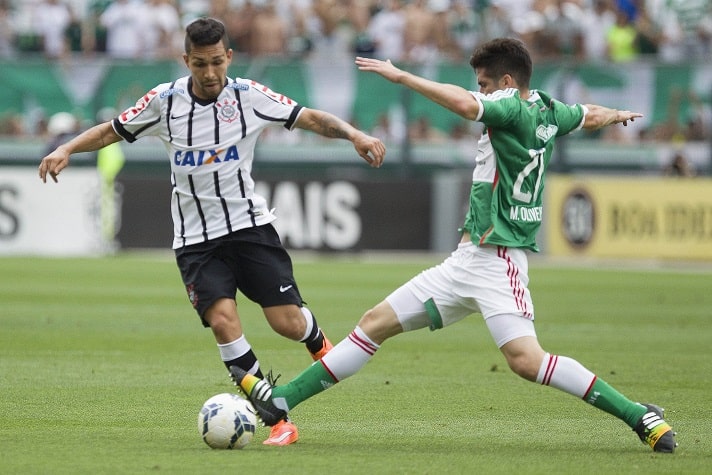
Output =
[{"x1": 223, "y1": 350, "x2": 263, "y2": 378}]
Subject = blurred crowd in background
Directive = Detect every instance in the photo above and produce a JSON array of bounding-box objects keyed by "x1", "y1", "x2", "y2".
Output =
[
  {"x1": 0, "y1": 0, "x2": 710, "y2": 156},
  {"x1": 0, "y1": 0, "x2": 710, "y2": 64}
]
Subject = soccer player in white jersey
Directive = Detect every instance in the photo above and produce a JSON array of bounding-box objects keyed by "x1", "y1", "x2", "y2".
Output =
[
  {"x1": 230, "y1": 38, "x2": 678, "y2": 453},
  {"x1": 38, "y1": 17, "x2": 385, "y2": 446}
]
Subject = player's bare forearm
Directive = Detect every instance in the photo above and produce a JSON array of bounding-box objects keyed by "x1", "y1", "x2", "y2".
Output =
[
  {"x1": 355, "y1": 56, "x2": 479, "y2": 120},
  {"x1": 296, "y1": 108, "x2": 354, "y2": 139},
  {"x1": 583, "y1": 104, "x2": 643, "y2": 130},
  {"x1": 295, "y1": 108, "x2": 385, "y2": 167},
  {"x1": 39, "y1": 121, "x2": 121, "y2": 183}
]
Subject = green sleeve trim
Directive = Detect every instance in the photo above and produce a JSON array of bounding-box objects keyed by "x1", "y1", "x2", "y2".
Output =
[{"x1": 424, "y1": 298, "x2": 443, "y2": 331}]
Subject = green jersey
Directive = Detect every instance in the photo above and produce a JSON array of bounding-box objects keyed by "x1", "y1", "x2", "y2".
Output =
[{"x1": 462, "y1": 88, "x2": 585, "y2": 251}]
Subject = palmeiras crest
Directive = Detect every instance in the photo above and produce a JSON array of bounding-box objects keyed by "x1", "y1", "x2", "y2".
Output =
[{"x1": 216, "y1": 98, "x2": 239, "y2": 123}]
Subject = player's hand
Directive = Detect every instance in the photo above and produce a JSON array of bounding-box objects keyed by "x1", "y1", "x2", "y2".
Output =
[
  {"x1": 353, "y1": 133, "x2": 385, "y2": 168},
  {"x1": 38, "y1": 149, "x2": 70, "y2": 183},
  {"x1": 617, "y1": 110, "x2": 643, "y2": 126},
  {"x1": 355, "y1": 57, "x2": 404, "y2": 84}
]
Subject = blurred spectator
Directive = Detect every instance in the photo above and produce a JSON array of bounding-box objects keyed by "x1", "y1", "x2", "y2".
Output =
[
  {"x1": 581, "y1": 0, "x2": 616, "y2": 61},
  {"x1": 510, "y1": 0, "x2": 546, "y2": 59},
  {"x1": 34, "y1": 0, "x2": 72, "y2": 59},
  {"x1": 431, "y1": 0, "x2": 460, "y2": 61},
  {"x1": 100, "y1": 0, "x2": 144, "y2": 59},
  {"x1": 180, "y1": 0, "x2": 210, "y2": 22},
  {"x1": 371, "y1": 110, "x2": 407, "y2": 143},
  {"x1": 663, "y1": 151, "x2": 696, "y2": 177},
  {"x1": 480, "y1": 0, "x2": 515, "y2": 41},
  {"x1": 606, "y1": 7, "x2": 639, "y2": 62},
  {"x1": 408, "y1": 115, "x2": 447, "y2": 143},
  {"x1": 651, "y1": 0, "x2": 712, "y2": 62},
  {"x1": 143, "y1": 0, "x2": 182, "y2": 59},
  {"x1": 208, "y1": 0, "x2": 243, "y2": 50},
  {"x1": 304, "y1": 0, "x2": 358, "y2": 119},
  {"x1": 614, "y1": 0, "x2": 638, "y2": 22},
  {"x1": 640, "y1": 88, "x2": 711, "y2": 142},
  {"x1": 0, "y1": 0, "x2": 14, "y2": 58},
  {"x1": 634, "y1": 5, "x2": 662, "y2": 56},
  {"x1": 548, "y1": 0, "x2": 585, "y2": 58},
  {"x1": 249, "y1": 0, "x2": 289, "y2": 57},
  {"x1": 403, "y1": 0, "x2": 437, "y2": 64},
  {"x1": 350, "y1": 0, "x2": 376, "y2": 55},
  {"x1": 81, "y1": 0, "x2": 113, "y2": 54},
  {"x1": 448, "y1": 0, "x2": 481, "y2": 60},
  {"x1": 45, "y1": 111, "x2": 81, "y2": 154},
  {"x1": 367, "y1": 0, "x2": 406, "y2": 61},
  {"x1": 0, "y1": 112, "x2": 25, "y2": 136},
  {"x1": 231, "y1": 0, "x2": 260, "y2": 54},
  {"x1": 515, "y1": 0, "x2": 585, "y2": 60}
]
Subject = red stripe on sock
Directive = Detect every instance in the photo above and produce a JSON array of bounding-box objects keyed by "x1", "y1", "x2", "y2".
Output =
[
  {"x1": 348, "y1": 330, "x2": 377, "y2": 356},
  {"x1": 542, "y1": 354, "x2": 558, "y2": 386},
  {"x1": 319, "y1": 359, "x2": 339, "y2": 383},
  {"x1": 582, "y1": 375, "x2": 597, "y2": 400}
]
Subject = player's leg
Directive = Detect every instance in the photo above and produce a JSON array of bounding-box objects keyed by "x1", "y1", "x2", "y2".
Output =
[
  {"x1": 232, "y1": 299, "x2": 401, "y2": 418},
  {"x1": 175, "y1": 240, "x2": 266, "y2": 378},
  {"x1": 232, "y1": 253, "x2": 473, "y2": 417},
  {"x1": 262, "y1": 305, "x2": 333, "y2": 360},
  {"x1": 232, "y1": 225, "x2": 331, "y2": 359},
  {"x1": 488, "y1": 315, "x2": 676, "y2": 452},
  {"x1": 478, "y1": 246, "x2": 676, "y2": 452},
  {"x1": 175, "y1": 237, "x2": 299, "y2": 443},
  {"x1": 204, "y1": 297, "x2": 264, "y2": 378}
]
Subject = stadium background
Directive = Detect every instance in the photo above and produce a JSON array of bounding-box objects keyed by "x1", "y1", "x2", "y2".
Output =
[{"x1": 1, "y1": 57, "x2": 711, "y2": 261}]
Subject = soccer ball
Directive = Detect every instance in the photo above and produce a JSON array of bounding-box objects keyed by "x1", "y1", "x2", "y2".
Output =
[{"x1": 198, "y1": 393, "x2": 257, "y2": 449}]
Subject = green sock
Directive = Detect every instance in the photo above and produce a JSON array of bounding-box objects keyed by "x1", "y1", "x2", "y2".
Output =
[
  {"x1": 584, "y1": 378, "x2": 647, "y2": 427},
  {"x1": 272, "y1": 361, "x2": 337, "y2": 411}
]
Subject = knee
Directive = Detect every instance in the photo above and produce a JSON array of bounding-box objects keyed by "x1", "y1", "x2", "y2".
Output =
[
  {"x1": 500, "y1": 338, "x2": 545, "y2": 382},
  {"x1": 264, "y1": 305, "x2": 307, "y2": 340},
  {"x1": 204, "y1": 301, "x2": 241, "y2": 342},
  {"x1": 505, "y1": 353, "x2": 541, "y2": 381},
  {"x1": 357, "y1": 302, "x2": 402, "y2": 344}
]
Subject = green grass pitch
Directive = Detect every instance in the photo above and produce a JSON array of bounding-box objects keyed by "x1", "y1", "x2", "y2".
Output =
[{"x1": 1, "y1": 253, "x2": 710, "y2": 474}]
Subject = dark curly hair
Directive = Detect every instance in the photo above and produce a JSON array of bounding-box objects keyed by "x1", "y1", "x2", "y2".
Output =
[
  {"x1": 469, "y1": 38, "x2": 532, "y2": 88},
  {"x1": 184, "y1": 17, "x2": 230, "y2": 53}
]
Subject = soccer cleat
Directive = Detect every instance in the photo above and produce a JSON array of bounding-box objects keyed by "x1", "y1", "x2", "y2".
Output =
[
  {"x1": 309, "y1": 330, "x2": 334, "y2": 361},
  {"x1": 262, "y1": 419, "x2": 299, "y2": 446},
  {"x1": 228, "y1": 366, "x2": 287, "y2": 427},
  {"x1": 633, "y1": 404, "x2": 677, "y2": 453}
]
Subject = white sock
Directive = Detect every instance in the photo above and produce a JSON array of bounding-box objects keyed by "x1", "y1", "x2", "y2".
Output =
[
  {"x1": 536, "y1": 353, "x2": 596, "y2": 398},
  {"x1": 321, "y1": 326, "x2": 380, "y2": 381},
  {"x1": 217, "y1": 335, "x2": 252, "y2": 361},
  {"x1": 299, "y1": 306, "x2": 316, "y2": 341}
]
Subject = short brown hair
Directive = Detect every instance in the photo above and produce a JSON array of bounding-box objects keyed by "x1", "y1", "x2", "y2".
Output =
[
  {"x1": 184, "y1": 17, "x2": 230, "y2": 53},
  {"x1": 469, "y1": 38, "x2": 532, "y2": 88}
]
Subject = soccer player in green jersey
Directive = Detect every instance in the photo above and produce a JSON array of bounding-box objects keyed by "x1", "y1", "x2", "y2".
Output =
[{"x1": 231, "y1": 38, "x2": 677, "y2": 453}]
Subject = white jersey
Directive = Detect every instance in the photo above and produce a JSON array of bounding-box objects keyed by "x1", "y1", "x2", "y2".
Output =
[{"x1": 112, "y1": 76, "x2": 304, "y2": 248}]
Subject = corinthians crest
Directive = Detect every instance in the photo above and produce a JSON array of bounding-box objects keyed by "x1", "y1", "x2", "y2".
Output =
[{"x1": 216, "y1": 98, "x2": 239, "y2": 123}]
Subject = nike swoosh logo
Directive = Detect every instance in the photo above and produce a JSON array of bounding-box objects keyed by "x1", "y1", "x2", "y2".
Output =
[
  {"x1": 279, "y1": 285, "x2": 293, "y2": 292},
  {"x1": 170, "y1": 113, "x2": 188, "y2": 120}
]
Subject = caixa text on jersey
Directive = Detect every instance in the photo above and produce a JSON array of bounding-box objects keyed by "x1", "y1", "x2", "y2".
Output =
[{"x1": 173, "y1": 145, "x2": 239, "y2": 167}]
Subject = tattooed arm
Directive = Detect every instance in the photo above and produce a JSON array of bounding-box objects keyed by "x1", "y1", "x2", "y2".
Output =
[{"x1": 294, "y1": 108, "x2": 385, "y2": 168}]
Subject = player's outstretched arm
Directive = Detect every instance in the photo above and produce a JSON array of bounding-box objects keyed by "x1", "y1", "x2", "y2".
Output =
[
  {"x1": 294, "y1": 108, "x2": 385, "y2": 168},
  {"x1": 355, "y1": 56, "x2": 479, "y2": 120},
  {"x1": 39, "y1": 121, "x2": 122, "y2": 183},
  {"x1": 582, "y1": 104, "x2": 643, "y2": 130}
]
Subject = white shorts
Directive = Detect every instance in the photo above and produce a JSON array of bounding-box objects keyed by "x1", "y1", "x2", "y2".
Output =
[{"x1": 386, "y1": 243, "x2": 535, "y2": 344}]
